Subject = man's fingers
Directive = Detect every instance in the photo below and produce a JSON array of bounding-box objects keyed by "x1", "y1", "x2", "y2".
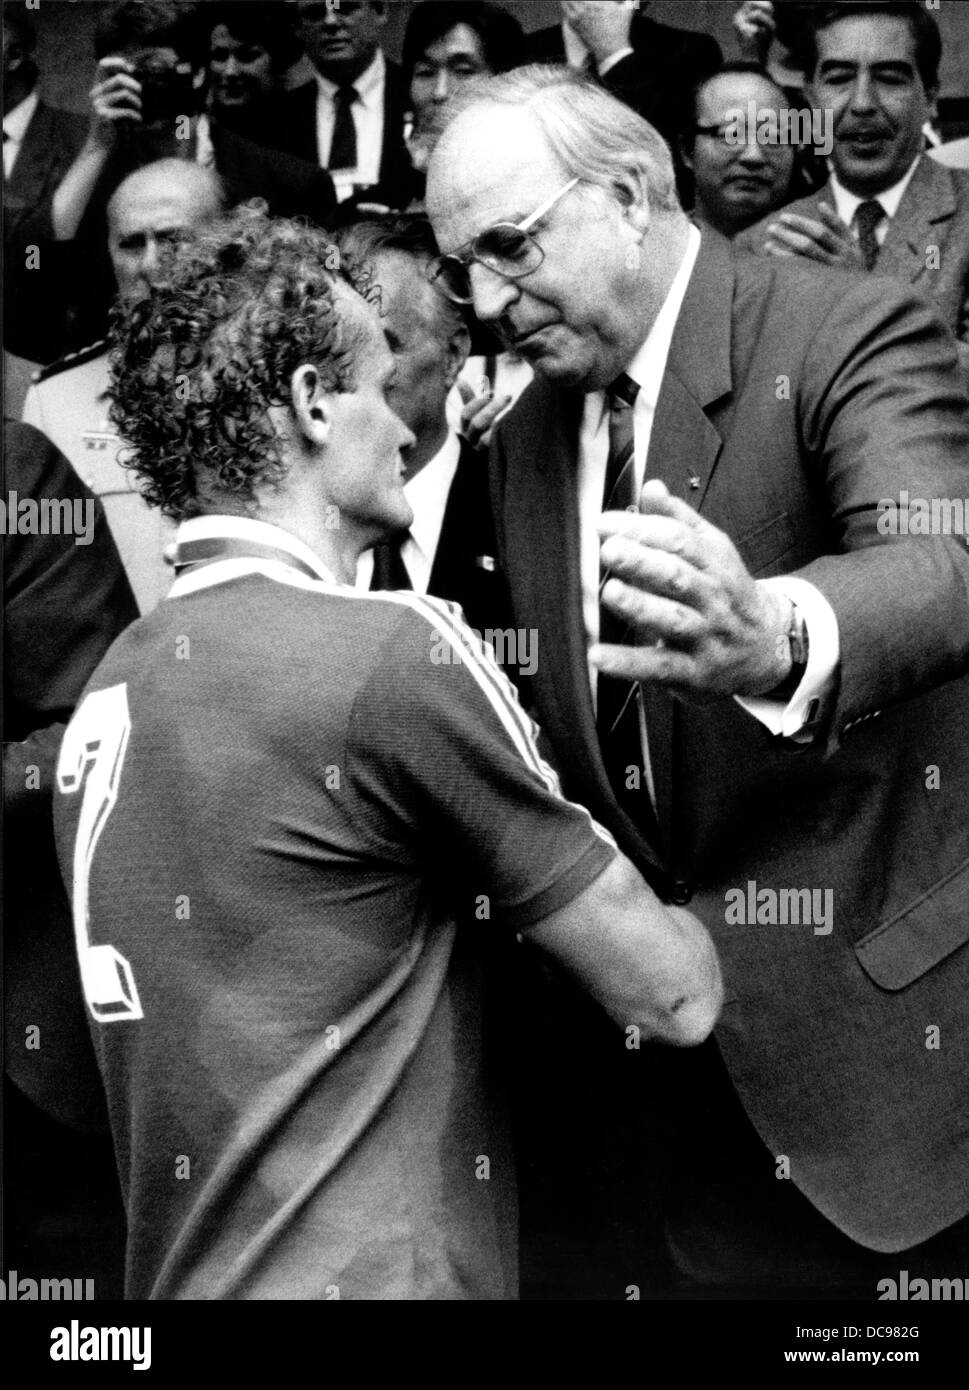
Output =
[
  {"x1": 764, "y1": 222, "x2": 827, "y2": 260},
  {"x1": 599, "y1": 536, "x2": 711, "y2": 611},
  {"x1": 590, "y1": 636, "x2": 694, "y2": 687},
  {"x1": 599, "y1": 577, "x2": 705, "y2": 648},
  {"x1": 816, "y1": 201, "x2": 850, "y2": 238},
  {"x1": 598, "y1": 512, "x2": 707, "y2": 572}
]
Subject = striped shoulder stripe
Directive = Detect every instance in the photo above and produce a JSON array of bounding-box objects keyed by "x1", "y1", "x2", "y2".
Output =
[{"x1": 351, "y1": 587, "x2": 560, "y2": 795}]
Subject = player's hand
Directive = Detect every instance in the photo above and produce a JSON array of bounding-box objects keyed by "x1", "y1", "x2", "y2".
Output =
[
  {"x1": 732, "y1": 1, "x2": 775, "y2": 62},
  {"x1": 458, "y1": 380, "x2": 513, "y2": 452},
  {"x1": 562, "y1": 1, "x2": 634, "y2": 67},
  {"x1": 762, "y1": 203, "x2": 867, "y2": 271},
  {"x1": 591, "y1": 480, "x2": 792, "y2": 703},
  {"x1": 88, "y1": 57, "x2": 142, "y2": 151}
]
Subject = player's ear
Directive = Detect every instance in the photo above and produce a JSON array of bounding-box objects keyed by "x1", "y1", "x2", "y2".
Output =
[{"x1": 290, "y1": 363, "x2": 333, "y2": 448}]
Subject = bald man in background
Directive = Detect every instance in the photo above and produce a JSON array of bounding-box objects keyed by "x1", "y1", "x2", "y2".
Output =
[{"x1": 22, "y1": 160, "x2": 226, "y2": 613}]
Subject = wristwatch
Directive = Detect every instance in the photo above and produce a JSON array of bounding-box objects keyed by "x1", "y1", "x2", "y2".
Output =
[{"x1": 767, "y1": 600, "x2": 809, "y2": 701}]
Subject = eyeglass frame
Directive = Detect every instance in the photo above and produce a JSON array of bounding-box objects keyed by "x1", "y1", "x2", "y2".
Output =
[
  {"x1": 692, "y1": 120, "x2": 797, "y2": 151},
  {"x1": 427, "y1": 175, "x2": 581, "y2": 305}
]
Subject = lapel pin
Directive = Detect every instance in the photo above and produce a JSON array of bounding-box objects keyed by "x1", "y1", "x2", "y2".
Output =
[{"x1": 688, "y1": 475, "x2": 701, "y2": 490}]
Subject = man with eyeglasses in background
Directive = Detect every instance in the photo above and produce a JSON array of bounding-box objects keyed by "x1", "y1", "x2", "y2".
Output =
[
  {"x1": 427, "y1": 64, "x2": 969, "y2": 1300},
  {"x1": 680, "y1": 62, "x2": 804, "y2": 240}
]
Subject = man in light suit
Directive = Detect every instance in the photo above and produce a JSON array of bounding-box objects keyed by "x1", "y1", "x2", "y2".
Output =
[
  {"x1": 740, "y1": 3, "x2": 969, "y2": 379},
  {"x1": 427, "y1": 65, "x2": 969, "y2": 1297}
]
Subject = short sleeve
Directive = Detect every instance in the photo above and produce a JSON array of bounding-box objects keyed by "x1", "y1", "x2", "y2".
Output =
[{"x1": 345, "y1": 596, "x2": 617, "y2": 929}]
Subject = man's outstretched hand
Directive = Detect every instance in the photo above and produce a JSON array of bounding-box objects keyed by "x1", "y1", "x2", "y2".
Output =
[{"x1": 591, "y1": 479, "x2": 792, "y2": 702}]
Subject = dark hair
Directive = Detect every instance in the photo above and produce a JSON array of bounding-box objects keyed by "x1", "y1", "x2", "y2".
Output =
[
  {"x1": 685, "y1": 60, "x2": 790, "y2": 150},
  {"x1": 804, "y1": 3, "x2": 941, "y2": 92},
  {"x1": 335, "y1": 213, "x2": 464, "y2": 337},
  {"x1": 402, "y1": 1, "x2": 524, "y2": 81},
  {"x1": 3, "y1": 3, "x2": 38, "y2": 87},
  {"x1": 95, "y1": 1, "x2": 206, "y2": 68},
  {"x1": 203, "y1": 1, "x2": 302, "y2": 71},
  {"x1": 109, "y1": 206, "x2": 371, "y2": 520}
]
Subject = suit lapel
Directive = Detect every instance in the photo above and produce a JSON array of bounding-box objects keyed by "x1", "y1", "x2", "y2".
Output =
[
  {"x1": 501, "y1": 384, "x2": 667, "y2": 879},
  {"x1": 641, "y1": 232, "x2": 733, "y2": 847},
  {"x1": 7, "y1": 104, "x2": 55, "y2": 203},
  {"x1": 877, "y1": 157, "x2": 955, "y2": 284}
]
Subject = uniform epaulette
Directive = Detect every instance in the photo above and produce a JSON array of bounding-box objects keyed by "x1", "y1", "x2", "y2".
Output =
[{"x1": 31, "y1": 339, "x2": 109, "y2": 385}]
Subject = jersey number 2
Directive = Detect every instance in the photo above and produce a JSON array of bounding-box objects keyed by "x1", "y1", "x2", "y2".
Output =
[{"x1": 57, "y1": 683, "x2": 143, "y2": 1022}]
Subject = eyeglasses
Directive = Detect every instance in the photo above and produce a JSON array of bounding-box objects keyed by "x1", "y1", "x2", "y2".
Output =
[
  {"x1": 693, "y1": 121, "x2": 793, "y2": 150},
  {"x1": 427, "y1": 176, "x2": 580, "y2": 305}
]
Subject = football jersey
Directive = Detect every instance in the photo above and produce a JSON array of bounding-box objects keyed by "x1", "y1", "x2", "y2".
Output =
[{"x1": 53, "y1": 517, "x2": 617, "y2": 1301}]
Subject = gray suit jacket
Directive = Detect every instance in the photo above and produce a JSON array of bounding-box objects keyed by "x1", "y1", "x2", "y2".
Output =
[
  {"x1": 491, "y1": 230, "x2": 969, "y2": 1252},
  {"x1": 740, "y1": 156, "x2": 969, "y2": 378}
]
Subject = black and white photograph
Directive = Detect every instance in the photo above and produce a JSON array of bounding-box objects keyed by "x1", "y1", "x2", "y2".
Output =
[{"x1": 2, "y1": 0, "x2": 967, "y2": 1356}]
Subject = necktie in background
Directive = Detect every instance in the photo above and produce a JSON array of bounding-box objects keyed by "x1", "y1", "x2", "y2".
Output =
[
  {"x1": 854, "y1": 199, "x2": 884, "y2": 271},
  {"x1": 329, "y1": 84, "x2": 358, "y2": 170},
  {"x1": 597, "y1": 374, "x2": 658, "y2": 835},
  {"x1": 370, "y1": 534, "x2": 412, "y2": 591}
]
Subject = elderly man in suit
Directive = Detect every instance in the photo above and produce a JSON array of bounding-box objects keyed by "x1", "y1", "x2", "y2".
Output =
[
  {"x1": 427, "y1": 65, "x2": 969, "y2": 1298},
  {"x1": 277, "y1": 0, "x2": 413, "y2": 211},
  {"x1": 741, "y1": 3, "x2": 969, "y2": 379}
]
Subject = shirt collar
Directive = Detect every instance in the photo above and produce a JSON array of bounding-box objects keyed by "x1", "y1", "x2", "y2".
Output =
[
  {"x1": 829, "y1": 155, "x2": 922, "y2": 225},
  {"x1": 314, "y1": 48, "x2": 385, "y2": 106},
  {"x1": 592, "y1": 222, "x2": 701, "y2": 428},
  {"x1": 561, "y1": 22, "x2": 589, "y2": 70},
  {"x1": 3, "y1": 89, "x2": 38, "y2": 143},
  {"x1": 403, "y1": 430, "x2": 461, "y2": 565},
  {"x1": 175, "y1": 515, "x2": 337, "y2": 583}
]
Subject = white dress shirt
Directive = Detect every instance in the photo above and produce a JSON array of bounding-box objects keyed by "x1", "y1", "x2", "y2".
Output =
[
  {"x1": 579, "y1": 223, "x2": 839, "y2": 743},
  {"x1": 355, "y1": 430, "x2": 461, "y2": 594},
  {"x1": 314, "y1": 49, "x2": 385, "y2": 202},
  {"x1": 3, "y1": 89, "x2": 39, "y2": 179},
  {"x1": 829, "y1": 156, "x2": 921, "y2": 246},
  {"x1": 561, "y1": 22, "x2": 633, "y2": 76}
]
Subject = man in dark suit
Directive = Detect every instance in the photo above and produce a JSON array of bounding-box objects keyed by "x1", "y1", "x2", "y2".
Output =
[
  {"x1": 337, "y1": 213, "x2": 516, "y2": 650},
  {"x1": 277, "y1": 0, "x2": 413, "y2": 212},
  {"x1": 427, "y1": 65, "x2": 969, "y2": 1296},
  {"x1": 740, "y1": 3, "x2": 969, "y2": 380},
  {"x1": 524, "y1": 0, "x2": 721, "y2": 151},
  {"x1": 2, "y1": 8, "x2": 87, "y2": 363},
  {"x1": 4, "y1": 419, "x2": 137, "y2": 1293}
]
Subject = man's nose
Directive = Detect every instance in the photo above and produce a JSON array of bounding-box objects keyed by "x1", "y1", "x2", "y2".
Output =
[
  {"x1": 138, "y1": 234, "x2": 160, "y2": 280},
  {"x1": 432, "y1": 67, "x2": 450, "y2": 101},
  {"x1": 223, "y1": 54, "x2": 240, "y2": 76},
  {"x1": 847, "y1": 73, "x2": 877, "y2": 112},
  {"x1": 468, "y1": 261, "x2": 519, "y2": 322},
  {"x1": 737, "y1": 134, "x2": 768, "y2": 166}
]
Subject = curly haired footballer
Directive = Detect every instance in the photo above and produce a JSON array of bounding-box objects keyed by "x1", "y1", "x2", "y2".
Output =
[{"x1": 109, "y1": 205, "x2": 372, "y2": 520}]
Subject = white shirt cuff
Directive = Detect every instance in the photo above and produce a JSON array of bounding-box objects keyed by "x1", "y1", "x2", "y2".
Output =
[
  {"x1": 734, "y1": 577, "x2": 840, "y2": 741},
  {"x1": 598, "y1": 47, "x2": 635, "y2": 76}
]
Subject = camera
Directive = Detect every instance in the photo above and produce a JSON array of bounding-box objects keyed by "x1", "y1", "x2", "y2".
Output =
[{"x1": 131, "y1": 57, "x2": 195, "y2": 126}]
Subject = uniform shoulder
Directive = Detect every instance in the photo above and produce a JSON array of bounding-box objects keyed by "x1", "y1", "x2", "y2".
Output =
[{"x1": 31, "y1": 340, "x2": 110, "y2": 386}]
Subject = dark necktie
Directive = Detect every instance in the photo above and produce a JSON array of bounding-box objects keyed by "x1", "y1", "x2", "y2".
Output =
[
  {"x1": 370, "y1": 534, "x2": 412, "y2": 591},
  {"x1": 596, "y1": 374, "x2": 658, "y2": 837},
  {"x1": 329, "y1": 83, "x2": 358, "y2": 170},
  {"x1": 854, "y1": 199, "x2": 884, "y2": 271}
]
